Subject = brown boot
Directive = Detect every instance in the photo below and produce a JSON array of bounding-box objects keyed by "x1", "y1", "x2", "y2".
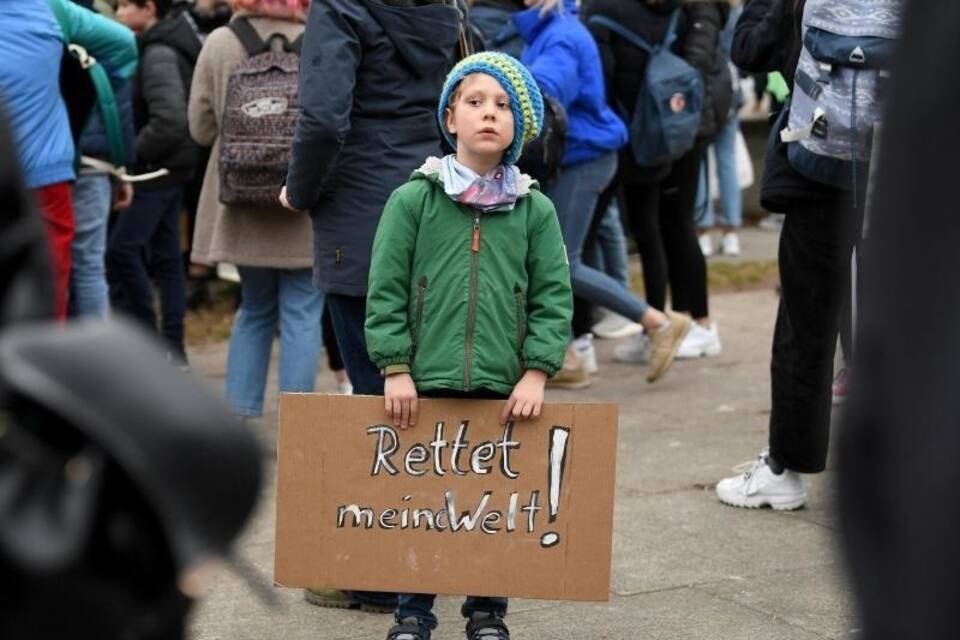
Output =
[{"x1": 646, "y1": 311, "x2": 692, "y2": 383}]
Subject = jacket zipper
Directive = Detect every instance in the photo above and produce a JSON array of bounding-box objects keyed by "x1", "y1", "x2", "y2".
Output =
[
  {"x1": 464, "y1": 212, "x2": 481, "y2": 390},
  {"x1": 412, "y1": 276, "x2": 427, "y2": 361},
  {"x1": 514, "y1": 284, "x2": 525, "y2": 359}
]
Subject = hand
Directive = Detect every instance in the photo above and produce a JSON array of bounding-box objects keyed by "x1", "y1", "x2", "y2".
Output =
[
  {"x1": 525, "y1": 0, "x2": 561, "y2": 16},
  {"x1": 112, "y1": 182, "x2": 133, "y2": 211},
  {"x1": 278, "y1": 185, "x2": 302, "y2": 212},
  {"x1": 384, "y1": 373, "x2": 418, "y2": 429},
  {"x1": 500, "y1": 369, "x2": 547, "y2": 424}
]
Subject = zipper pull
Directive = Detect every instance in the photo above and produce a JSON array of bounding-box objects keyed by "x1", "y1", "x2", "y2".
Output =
[{"x1": 471, "y1": 216, "x2": 481, "y2": 253}]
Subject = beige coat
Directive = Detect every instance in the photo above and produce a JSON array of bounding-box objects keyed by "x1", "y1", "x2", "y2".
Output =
[{"x1": 188, "y1": 15, "x2": 312, "y2": 269}]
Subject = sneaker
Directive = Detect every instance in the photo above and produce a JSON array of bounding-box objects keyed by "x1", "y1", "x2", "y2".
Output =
[
  {"x1": 613, "y1": 332, "x2": 651, "y2": 364},
  {"x1": 387, "y1": 617, "x2": 429, "y2": 640},
  {"x1": 716, "y1": 449, "x2": 806, "y2": 510},
  {"x1": 591, "y1": 310, "x2": 644, "y2": 339},
  {"x1": 646, "y1": 311, "x2": 692, "y2": 383},
  {"x1": 698, "y1": 233, "x2": 715, "y2": 257},
  {"x1": 465, "y1": 612, "x2": 510, "y2": 640},
  {"x1": 832, "y1": 367, "x2": 850, "y2": 405},
  {"x1": 676, "y1": 322, "x2": 722, "y2": 359},
  {"x1": 338, "y1": 380, "x2": 354, "y2": 395},
  {"x1": 721, "y1": 232, "x2": 741, "y2": 256},
  {"x1": 546, "y1": 349, "x2": 591, "y2": 389},
  {"x1": 304, "y1": 588, "x2": 395, "y2": 614},
  {"x1": 573, "y1": 333, "x2": 598, "y2": 374}
]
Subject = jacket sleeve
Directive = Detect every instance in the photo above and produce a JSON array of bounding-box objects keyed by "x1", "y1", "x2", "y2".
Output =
[
  {"x1": 680, "y1": 2, "x2": 723, "y2": 78},
  {"x1": 525, "y1": 33, "x2": 581, "y2": 111},
  {"x1": 731, "y1": 0, "x2": 792, "y2": 72},
  {"x1": 284, "y1": 0, "x2": 362, "y2": 211},
  {"x1": 50, "y1": 0, "x2": 138, "y2": 79},
  {"x1": 522, "y1": 193, "x2": 573, "y2": 377},
  {"x1": 365, "y1": 188, "x2": 418, "y2": 372},
  {"x1": 188, "y1": 30, "x2": 221, "y2": 147},
  {"x1": 136, "y1": 44, "x2": 190, "y2": 164}
]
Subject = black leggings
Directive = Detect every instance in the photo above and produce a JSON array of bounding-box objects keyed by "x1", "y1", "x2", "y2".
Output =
[
  {"x1": 321, "y1": 303, "x2": 344, "y2": 372},
  {"x1": 624, "y1": 140, "x2": 710, "y2": 319}
]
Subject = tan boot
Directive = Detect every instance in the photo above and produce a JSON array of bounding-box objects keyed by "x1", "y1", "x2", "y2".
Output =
[
  {"x1": 646, "y1": 311, "x2": 692, "y2": 383},
  {"x1": 545, "y1": 346, "x2": 591, "y2": 389}
]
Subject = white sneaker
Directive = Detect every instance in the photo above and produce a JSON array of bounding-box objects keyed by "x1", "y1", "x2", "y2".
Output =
[
  {"x1": 698, "y1": 233, "x2": 715, "y2": 257},
  {"x1": 337, "y1": 381, "x2": 353, "y2": 395},
  {"x1": 592, "y1": 311, "x2": 644, "y2": 340},
  {"x1": 716, "y1": 450, "x2": 806, "y2": 510},
  {"x1": 573, "y1": 333, "x2": 599, "y2": 374},
  {"x1": 721, "y1": 232, "x2": 741, "y2": 256},
  {"x1": 676, "y1": 322, "x2": 722, "y2": 359},
  {"x1": 613, "y1": 332, "x2": 651, "y2": 364}
]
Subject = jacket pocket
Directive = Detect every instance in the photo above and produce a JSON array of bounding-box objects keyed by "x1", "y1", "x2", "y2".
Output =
[
  {"x1": 514, "y1": 284, "x2": 526, "y2": 361},
  {"x1": 412, "y1": 276, "x2": 428, "y2": 361}
]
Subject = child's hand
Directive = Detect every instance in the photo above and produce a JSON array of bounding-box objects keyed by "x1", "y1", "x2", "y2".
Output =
[
  {"x1": 500, "y1": 370, "x2": 547, "y2": 424},
  {"x1": 384, "y1": 373, "x2": 418, "y2": 429}
]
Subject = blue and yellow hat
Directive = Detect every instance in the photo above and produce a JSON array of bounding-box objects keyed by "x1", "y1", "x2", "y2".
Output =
[{"x1": 438, "y1": 52, "x2": 545, "y2": 165}]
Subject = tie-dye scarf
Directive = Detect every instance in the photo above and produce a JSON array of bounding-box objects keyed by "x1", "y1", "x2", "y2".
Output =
[
  {"x1": 439, "y1": 155, "x2": 521, "y2": 213},
  {"x1": 230, "y1": 0, "x2": 309, "y2": 20}
]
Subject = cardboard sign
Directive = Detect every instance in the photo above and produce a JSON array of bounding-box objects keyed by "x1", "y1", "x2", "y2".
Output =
[{"x1": 274, "y1": 394, "x2": 618, "y2": 601}]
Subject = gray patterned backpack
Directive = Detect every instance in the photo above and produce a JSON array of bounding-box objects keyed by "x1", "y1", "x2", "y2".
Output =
[
  {"x1": 780, "y1": 0, "x2": 903, "y2": 192},
  {"x1": 219, "y1": 17, "x2": 302, "y2": 210}
]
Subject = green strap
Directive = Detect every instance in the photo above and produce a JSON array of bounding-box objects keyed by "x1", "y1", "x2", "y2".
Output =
[{"x1": 87, "y1": 62, "x2": 127, "y2": 167}]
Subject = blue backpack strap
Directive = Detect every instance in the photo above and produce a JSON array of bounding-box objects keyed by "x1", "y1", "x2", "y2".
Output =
[
  {"x1": 587, "y1": 15, "x2": 656, "y2": 54},
  {"x1": 662, "y1": 9, "x2": 682, "y2": 50}
]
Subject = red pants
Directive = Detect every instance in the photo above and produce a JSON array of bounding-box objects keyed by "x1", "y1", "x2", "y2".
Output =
[{"x1": 34, "y1": 182, "x2": 75, "y2": 320}]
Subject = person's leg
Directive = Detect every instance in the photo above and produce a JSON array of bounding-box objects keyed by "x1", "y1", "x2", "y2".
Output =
[
  {"x1": 148, "y1": 187, "x2": 187, "y2": 360},
  {"x1": 695, "y1": 156, "x2": 716, "y2": 231},
  {"x1": 595, "y1": 202, "x2": 631, "y2": 289},
  {"x1": 277, "y1": 268, "x2": 324, "y2": 393},
  {"x1": 325, "y1": 293, "x2": 384, "y2": 396},
  {"x1": 225, "y1": 267, "x2": 279, "y2": 417},
  {"x1": 461, "y1": 596, "x2": 508, "y2": 620},
  {"x1": 34, "y1": 182, "x2": 75, "y2": 320},
  {"x1": 107, "y1": 187, "x2": 167, "y2": 332},
  {"x1": 395, "y1": 594, "x2": 438, "y2": 633},
  {"x1": 769, "y1": 200, "x2": 860, "y2": 473},
  {"x1": 623, "y1": 180, "x2": 668, "y2": 311},
  {"x1": 714, "y1": 116, "x2": 744, "y2": 231},
  {"x1": 70, "y1": 174, "x2": 112, "y2": 318}
]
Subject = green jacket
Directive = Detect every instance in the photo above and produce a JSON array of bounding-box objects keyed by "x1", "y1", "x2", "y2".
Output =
[{"x1": 365, "y1": 157, "x2": 573, "y2": 396}]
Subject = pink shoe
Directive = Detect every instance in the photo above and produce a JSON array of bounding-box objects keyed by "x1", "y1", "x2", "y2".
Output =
[{"x1": 832, "y1": 368, "x2": 850, "y2": 405}]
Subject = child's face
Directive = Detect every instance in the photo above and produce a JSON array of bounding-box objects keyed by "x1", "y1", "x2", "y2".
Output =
[
  {"x1": 116, "y1": 0, "x2": 157, "y2": 34},
  {"x1": 445, "y1": 73, "x2": 515, "y2": 166}
]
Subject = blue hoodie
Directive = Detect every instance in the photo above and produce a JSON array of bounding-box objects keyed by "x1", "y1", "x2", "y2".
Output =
[
  {"x1": 0, "y1": 0, "x2": 136, "y2": 189},
  {"x1": 513, "y1": 0, "x2": 627, "y2": 167}
]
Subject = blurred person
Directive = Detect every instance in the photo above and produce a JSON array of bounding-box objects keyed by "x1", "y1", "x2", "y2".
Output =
[
  {"x1": 0, "y1": 0, "x2": 137, "y2": 321},
  {"x1": 715, "y1": 0, "x2": 899, "y2": 510},
  {"x1": 514, "y1": 0, "x2": 692, "y2": 387},
  {"x1": 279, "y1": 0, "x2": 464, "y2": 614},
  {"x1": 111, "y1": 0, "x2": 201, "y2": 365},
  {"x1": 584, "y1": 0, "x2": 731, "y2": 363},
  {"x1": 188, "y1": 0, "x2": 324, "y2": 418}
]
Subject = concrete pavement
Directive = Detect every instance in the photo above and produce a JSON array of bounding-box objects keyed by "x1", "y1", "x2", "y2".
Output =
[{"x1": 185, "y1": 226, "x2": 857, "y2": 640}]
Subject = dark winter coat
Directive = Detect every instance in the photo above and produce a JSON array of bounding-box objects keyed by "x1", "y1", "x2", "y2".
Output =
[
  {"x1": 133, "y1": 14, "x2": 202, "y2": 188},
  {"x1": 733, "y1": 0, "x2": 837, "y2": 210},
  {"x1": 583, "y1": 0, "x2": 728, "y2": 183},
  {"x1": 285, "y1": 0, "x2": 461, "y2": 297}
]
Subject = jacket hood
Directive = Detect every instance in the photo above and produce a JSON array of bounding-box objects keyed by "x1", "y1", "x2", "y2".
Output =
[
  {"x1": 360, "y1": 0, "x2": 461, "y2": 78},
  {"x1": 140, "y1": 13, "x2": 202, "y2": 63},
  {"x1": 412, "y1": 156, "x2": 538, "y2": 197}
]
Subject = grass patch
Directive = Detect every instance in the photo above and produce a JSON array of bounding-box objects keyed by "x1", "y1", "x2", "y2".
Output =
[
  {"x1": 630, "y1": 259, "x2": 779, "y2": 297},
  {"x1": 184, "y1": 281, "x2": 239, "y2": 346}
]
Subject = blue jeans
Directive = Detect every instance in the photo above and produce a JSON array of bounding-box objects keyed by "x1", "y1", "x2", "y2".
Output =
[
  {"x1": 549, "y1": 152, "x2": 649, "y2": 321},
  {"x1": 324, "y1": 293, "x2": 384, "y2": 396},
  {"x1": 225, "y1": 267, "x2": 324, "y2": 417},
  {"x1": 398, "y1": 594, "x2": 508, "y2": 632},
  {"x1": 70, "y1": 173, "x2": 112, "y2": 318},
  {"x1": 585, "y1": 201, "x2": 630, "y2": 289},
  {"x1": 697, "y1": 116, "x2": 744, "y2": 229},
  {"x1": 107, "y1": 185, "x2": 186, "y2": 357}
]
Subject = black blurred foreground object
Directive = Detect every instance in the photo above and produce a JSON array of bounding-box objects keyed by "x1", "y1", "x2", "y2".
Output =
[
  {"x1": 838, "y1": 2, "x2": 960, "y2": 639},
  {"x1": 0, "y1": 103, "x2": 262, "y2": 639}
]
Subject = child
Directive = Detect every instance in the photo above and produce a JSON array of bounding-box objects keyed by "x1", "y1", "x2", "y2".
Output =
[{"x1": 365, "y1": 52, "x2": 572, "y2": 640}]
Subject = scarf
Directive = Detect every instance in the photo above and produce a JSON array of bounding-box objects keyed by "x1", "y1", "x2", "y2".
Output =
[{"x1": 439, "y1": 155, "x2": 521, "y2": 213}]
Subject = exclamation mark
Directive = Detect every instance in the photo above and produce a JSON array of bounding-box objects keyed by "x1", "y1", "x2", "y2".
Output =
[{"x1": 540, "y1": 426, "x2": 570, "y2": 548}]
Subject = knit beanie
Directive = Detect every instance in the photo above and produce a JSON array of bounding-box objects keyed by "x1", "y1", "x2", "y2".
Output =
[{"x1": 437, "y1": 52, "x2": 544, "y2": 165}]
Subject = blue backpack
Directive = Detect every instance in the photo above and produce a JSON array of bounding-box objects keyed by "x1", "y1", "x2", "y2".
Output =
[{"x1": 588, "y1": 12, "x2": 704, "y2": 167}]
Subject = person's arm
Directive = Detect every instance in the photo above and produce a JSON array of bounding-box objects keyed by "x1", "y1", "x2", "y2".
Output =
[
  {"x1": 188, "y1": 29, "x2": 222, "y2": 147},
  {"x1": 524, "y1": 33, "x2": 581, "y2": 110},
  {"x1": 284, "y1": 0, "x2": 362, "y2": 211},
  {"x1": 679, "y1": 2, "x2": 723, "y2": 78},
  {"x1": 731, "y1": 0, "x2": 791, "y2": 73},
  {"x1": 136, "y1": 44, "x2": 189, "y2": 163},
  {"x1": 48, "y1": 0, "x2": 138, "y2": 79}
]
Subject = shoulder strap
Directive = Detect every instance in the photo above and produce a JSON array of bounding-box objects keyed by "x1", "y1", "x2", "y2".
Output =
[
  {"x1": 587, "y1": 15, "x2": 656, "y2": 54},
  {"x1": 663, "y1": 9, "x2": 681, "y2": 50},
  {"x1": 229, "y1": 16, "x2": 267, "y2": 57}
]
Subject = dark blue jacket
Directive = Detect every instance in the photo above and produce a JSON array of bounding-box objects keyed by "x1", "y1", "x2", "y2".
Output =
[
  {"x1": 285, "y1": 0, "x2": 461, "y2": 297},
  {"x1": 513, "y1": 0, "x2": 627, "y2": 167},
  {"x1": 79, "y1": 80, "x2": 137, "y2": 167}
]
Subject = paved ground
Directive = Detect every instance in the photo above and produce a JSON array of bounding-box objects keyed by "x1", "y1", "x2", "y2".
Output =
[{"x1": 185, "y1": 225, "x2": 857, "y2": 640}]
